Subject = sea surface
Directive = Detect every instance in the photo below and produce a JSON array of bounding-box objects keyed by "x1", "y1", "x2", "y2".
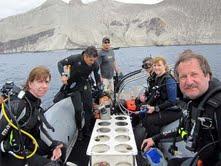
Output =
[{"x1": 0, "y1": 45, "x2": 220, "y2": 108}]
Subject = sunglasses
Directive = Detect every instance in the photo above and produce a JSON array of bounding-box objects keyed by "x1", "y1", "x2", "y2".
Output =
[
  {"x1": 142, "y1": 63, "x2": 152, "y2": 69},
  {"x1": 104, "y1": 42, "x2": 110, "y2": 44}
]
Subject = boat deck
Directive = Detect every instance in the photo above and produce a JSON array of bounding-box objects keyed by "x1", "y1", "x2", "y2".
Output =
[{"x1": 68, "y1": 137, "x2": 90, "y2": 166}]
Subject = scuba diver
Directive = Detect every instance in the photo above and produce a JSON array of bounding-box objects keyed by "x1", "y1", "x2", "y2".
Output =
[
  {"x1": 0, "y1": 66, "x2": 75, "y2": 166},
  {"x1": 141, "y1": 52, "x2": 221, "y2": 166},
  {"x1": 135, "y1": 56, "x2": 156, "y2": 107},
  {"x1": 56, "y1": 46, "x2": 102, "y2": 140},
  {"x1": 131, "y1": 57, "x2": 156, "y2": 126},
  {"x1": 141, "y1": 57, "x2": 182, "y2": 137}
]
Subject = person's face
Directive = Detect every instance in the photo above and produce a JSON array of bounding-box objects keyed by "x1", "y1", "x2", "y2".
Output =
[
  {"x1": 99, "y1": 96, "x2": 111, "y2": 105},
  {"x1": 154, "y1": 60, "x2": 166, "y2": 76},
  {"x1": 102, "y1": 40, "x2": 110, "y2": 50},
  {"x1": 84, "y1": 55, "x2": 97, "y2": 66},
  {"x1": 177, "y1": 58, "x2": 210, "y2": 99},
  {"x1": 28, "y1": 77, "x2": 50, "y2": 98}
]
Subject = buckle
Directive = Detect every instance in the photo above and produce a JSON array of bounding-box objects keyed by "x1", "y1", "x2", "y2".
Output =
[{"x1": 198, "y1": 117, "x2": 213, "y2": 128}]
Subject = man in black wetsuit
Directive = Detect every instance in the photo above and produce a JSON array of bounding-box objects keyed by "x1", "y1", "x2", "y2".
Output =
[
  {"x1": 57, "y1": 46, "x2": 101, "y2": 140},
  {"x1": 0, "y1": 66, "x2": 73, "y2": 166},
  {"x1": 141, "y1": 51, "x2": 221, "y2": 166},
  {"x1": 135, "y1": 57, "x2": 156, "y2": 106}
]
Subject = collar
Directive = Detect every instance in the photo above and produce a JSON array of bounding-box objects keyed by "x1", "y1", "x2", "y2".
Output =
[{"x1": 25, "y1": 91, "x2": 41, "y2": 106}]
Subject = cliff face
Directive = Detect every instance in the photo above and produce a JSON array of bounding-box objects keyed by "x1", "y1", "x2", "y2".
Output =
[{"x1": 0, "y1": 0, "x2": 220, "y2": 53}]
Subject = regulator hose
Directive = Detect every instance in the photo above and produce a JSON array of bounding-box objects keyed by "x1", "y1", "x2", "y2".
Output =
[{"x1": 1, "y1": 102, "x2": 39, "y2": 159}]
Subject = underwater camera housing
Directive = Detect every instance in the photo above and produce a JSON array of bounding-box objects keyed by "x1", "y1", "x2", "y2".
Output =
[{"x1": 0, "y1": 81, "x2": 24, "y2": 99}]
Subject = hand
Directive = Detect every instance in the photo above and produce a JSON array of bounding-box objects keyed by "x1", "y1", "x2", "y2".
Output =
[
  {"x1": 139, "y1": 94, "x2": 147, "y2": 103},
  {"x1": 146, "y1": 105, "x2": 155, "y2": 114},
  {"x1": 51, "y1": 144, "x2": 63, "y2": 161},
  {"x1": 61, "y1": 75, "x2": 68, "y2": 85},
  {"x1": 141, "y1": 138, "x2": 154, "y2": 152}
]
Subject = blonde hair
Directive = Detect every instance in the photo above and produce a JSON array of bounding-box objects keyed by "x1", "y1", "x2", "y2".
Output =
[{"x1": 153, "y1": 56, "x2": 169, "y2": 71}]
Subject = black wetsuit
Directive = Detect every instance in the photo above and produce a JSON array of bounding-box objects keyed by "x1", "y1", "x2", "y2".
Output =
[
  {"x1": 142, "y1": 72, "x2": 182, "y2": 137},
  {"x1": 135, "y1": 72, "x2": 156, "y2": 107},
  {"x1": 57, "y1": 54, "x2": 101, "y2": 132},
  {"x1": 0, "y1": 91, "x2": 65, "y2": 166},
  {"x1": 153, "y1": 79, "x2": 221, "y2": 166}
]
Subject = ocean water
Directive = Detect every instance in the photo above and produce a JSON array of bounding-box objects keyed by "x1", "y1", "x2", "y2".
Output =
[{"x1": 0, "y1": 45, "x2": 220, "y2": 108}]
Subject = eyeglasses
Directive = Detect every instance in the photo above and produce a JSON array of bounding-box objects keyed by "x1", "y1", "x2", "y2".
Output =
[{"x1": 104, "y1": 42, "x2": 110, "y2": 44}]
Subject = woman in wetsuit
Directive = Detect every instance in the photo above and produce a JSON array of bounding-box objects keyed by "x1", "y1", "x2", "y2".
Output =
[{"x1": 142, "y1": 57, "x2": 182, "y2": 137}]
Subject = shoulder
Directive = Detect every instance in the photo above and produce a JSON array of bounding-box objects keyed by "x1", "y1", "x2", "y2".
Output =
[
  {"x1": 207, "y1": 92, "x2": 221, "y2": 110},
  {"x1": 64, "y1": 54, "x2": 81, "y2": 62},
  {"x1": 205, "y1": 79, "x2": 221, "y2": 109},
  {"x1": 160, "y1": 73, "x2": 174, "y2": 82}
]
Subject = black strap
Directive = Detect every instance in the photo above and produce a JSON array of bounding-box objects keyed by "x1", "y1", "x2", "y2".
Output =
[
  {"x1": 37, "y1": 107, "x2": 54, "y2": 132},
  {"x1": 192, "y1": 86, "x2": 221, "y2": 151}
]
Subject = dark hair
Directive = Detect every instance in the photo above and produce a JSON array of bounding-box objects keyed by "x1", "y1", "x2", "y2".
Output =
[
  {"x1": 102, "y1": 37, "x2": 110, "y2": 43},
  {"x1": 174, "y1": 50, "x2": 212, "y2": 78},
  {"x1": 142, "y1": 57, "x2": 153, "y2": 69},
  {"x1": 142, "y1": 57, "x2": 153, "y2": 64},
  {"x1": 24, "y1": 66, "x2": 51, "y2": 90},
  {"x1": 83, "y1": 46, "x2": 98, "y2": 58}
]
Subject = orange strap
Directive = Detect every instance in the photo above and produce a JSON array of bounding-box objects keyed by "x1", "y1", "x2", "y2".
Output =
[
  {"x1": 125, "y1": 99, "x2": 136, "y2": 111},
  {"x1": 197, "y1": 159, "x2": 203, "y2": 166}
]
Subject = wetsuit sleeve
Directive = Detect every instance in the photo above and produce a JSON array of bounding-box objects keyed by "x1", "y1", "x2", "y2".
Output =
[
  {"x1": 158, "y1": 78, "x2": 177, "y2": 110},
  {"x1": 152, "y1": 110, "x2": 186, "y2": 142},
  {"x1": 152, "y1": 129, "x2": 177, "y2": 142},
  {"x1": 215, "y1": 105, "x2": 221, "y2": 147},
  {"x1": 93, "y1": 62, "x2": 101, "y2": 84},
  {"x1": 57, "y1": 55, "x2": 77, "y2": 75}
]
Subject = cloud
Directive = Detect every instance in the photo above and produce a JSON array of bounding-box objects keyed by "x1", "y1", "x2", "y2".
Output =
[
  {"x1": 0, "y1": 0, "x2": 47, "y2": 19},
  {"x1": 82, "y1": 0, "x2": 164, "y2": 4},
  {"x1": 114, "y1": 0, "x2": 164, "y2": 4},
  {"x1": 0, "y1": 0, "x2": 164, "y2": 19}
]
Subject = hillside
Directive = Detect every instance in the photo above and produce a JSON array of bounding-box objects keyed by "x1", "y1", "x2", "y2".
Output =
[{"x1": 0, "y1": 0, "x2": 220, "y2": 53}]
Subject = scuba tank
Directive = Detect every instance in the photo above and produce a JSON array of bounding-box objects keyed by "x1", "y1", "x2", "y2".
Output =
[{"x1": 142, "y1": 148, "x2": 167, "y2": 166}]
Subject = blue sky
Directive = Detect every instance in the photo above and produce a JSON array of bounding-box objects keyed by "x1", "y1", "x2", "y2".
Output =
[{"x1": 0, "y1": 0, "x2": 164, "y2": 19}]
